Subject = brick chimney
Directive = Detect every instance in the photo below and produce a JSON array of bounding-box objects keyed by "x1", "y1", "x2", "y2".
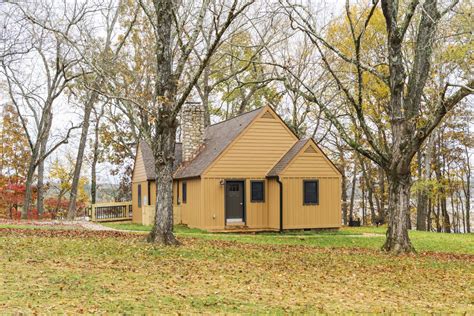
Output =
[{"x1": 181, "y1": 101, "x2": 205, "y2": 162}]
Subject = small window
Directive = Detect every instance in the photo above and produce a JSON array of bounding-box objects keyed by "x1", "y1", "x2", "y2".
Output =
[
  {"x1": 251, "y1": 181, "x2": 265, "y2": 202},
  {"x1": 182, "y1": 182, "x2": 187, "y2": 204},
  {"x1": 138, "y1": 184, "x2": 142, "y2": 208},
  {"x1": 303, "y1": 180, "x2": 319, "y2": 205}
]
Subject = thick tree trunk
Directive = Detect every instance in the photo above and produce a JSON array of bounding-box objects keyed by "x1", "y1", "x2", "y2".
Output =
[
  {"x1": 22, "y1": 158, "x2": 37, "y2": 218},
  {"x1": 36, "y1": 157, "x2": 45, "y2": 216},
  {"x1": 67, "y1": 91, "x2": 98, "y2": 220},
  {"x1": 382, "y1": 173, "x2": 415, "y2": 253},
  {"x1": 148, "y1": 122, "x2": 179, "y2": 245},
  {"x1": 90, "y1": 119, "x2": 100, "y2": 205}
]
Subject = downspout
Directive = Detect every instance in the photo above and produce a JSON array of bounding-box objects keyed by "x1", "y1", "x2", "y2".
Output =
[
  {"x1": 147, "y1": 180, "x2": 151, "y2": 205},
  {"x1": 277, "y1": 176, "x2": 283, "y2": 233}
]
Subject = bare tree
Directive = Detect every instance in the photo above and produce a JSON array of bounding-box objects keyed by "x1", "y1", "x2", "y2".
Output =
[
  {"x1": 1, "y1": 2, "x2": 84, "y2": 217},
  {"x1": 104, "y1": 0, "x2": 255, "y2": 244},
  {"x1": 281, "y1": 0, "x2": 473, "y2": 253}
]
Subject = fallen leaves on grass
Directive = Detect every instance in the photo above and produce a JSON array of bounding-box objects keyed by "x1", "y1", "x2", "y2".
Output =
[{"x1": 0, "y1": 228, "x2": 473, "y2": 314}]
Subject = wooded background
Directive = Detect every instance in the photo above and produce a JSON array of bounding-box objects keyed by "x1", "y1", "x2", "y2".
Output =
[{"x1": 0, "y1": 0, "x2": 472, "y2": 249}]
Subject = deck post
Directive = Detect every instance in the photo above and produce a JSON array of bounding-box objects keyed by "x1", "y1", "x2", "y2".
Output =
[{"x1": 91, "y1": 204, "x2": 96, "y2": 222}]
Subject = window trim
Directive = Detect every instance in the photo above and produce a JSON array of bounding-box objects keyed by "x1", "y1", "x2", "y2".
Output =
[
  {"x1": 250, "y1": 180, "x2": 265, "y2": 203},
  {"x1": 182, "y1": 181, "x2": 187, "y2": 204},
  {"x1": 137, "y1": 184, "x2": 142, "y2": 208},
  {"x1": 303, "y1": 179, "x2": 319, "y2": 205}
]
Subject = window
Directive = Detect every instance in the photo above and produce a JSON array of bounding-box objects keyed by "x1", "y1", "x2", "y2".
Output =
[
  {"x1": 251, "y1": 181, "x2": 265, "y2": 202},
  {"x1": 182, "y1": 182, "x2": 187, "y2": 203},
  {"x1": 303, "y1": 180, "x2": 319, "y2": 205},
  {"x1": 137, "y1": 184, "x2": 142, "y2": 208}
]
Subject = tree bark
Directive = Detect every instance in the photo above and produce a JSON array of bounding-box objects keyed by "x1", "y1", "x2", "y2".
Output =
[
  {"x1": 90, "y1": 106, "x2": 103, "y2": 205},
  {"x1": 464, "y1": 144, "x2": 471, "y2": 233},
  {"x1": 148, "y1": 121, "x2": 179, "y2": 245},
  {"x1": 338, "y1": 145, "x2": 348, "y2": 225},
  {"x1": 382, "y1": 173, "x2": 414, "y2": 253},
  {"x1": 348, "y1": 162, "x2": 357, "y2": 222},
  {"x1": 67, "y1": 91, "x2": 98, "y2": 219}
]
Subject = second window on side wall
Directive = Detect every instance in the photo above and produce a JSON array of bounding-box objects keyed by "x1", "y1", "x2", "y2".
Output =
[
  {"x1": 303, "y1": 180, "x2": 319, "y2": 205},
  {"x1": 182, "y1": 182, "x2": 187, "y2": 204},
  {"x1": 251, "y1": 181, "x2": 265, "y2": 202}
]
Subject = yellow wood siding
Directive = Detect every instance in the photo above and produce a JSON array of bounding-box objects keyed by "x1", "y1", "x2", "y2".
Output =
[
  {"x1": 132, "y1": 181, "x2": 148, "y2": 224},
  {"x1": 149, "y1": 181, "x2": 156, "y2": 205},
  {"x1": 177, "y1": 179, "x2": 202, "y2": 228},
  {"x1": 201, "y1": 178, "x2": 225, "y2": 229},
  {"x1": 281, "y1": 177, "x2": 341, "y2": 229},
  {"x1": 281, "y1": 143, "x2": 340, "y2": 178},
  {"x1": 199, "y1": 178, "x2": 273, "y2": 230},
  {"x1": 132, "y1": 145, "x2": 147, "y2": 183},
  {"x1": 245, "y1": 178, "x2": 269, "y2": 228},
  {"x1": 204, "y1": 114, "x2": 297, "y2": 177},
  {"x1": 268, "y1": 178, "x2": 280, "y2": 229}
]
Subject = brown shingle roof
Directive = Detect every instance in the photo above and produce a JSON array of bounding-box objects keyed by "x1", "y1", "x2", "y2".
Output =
[
  {"x1": 266, "y1": 138, "x2": 310, "y2": 177},
  {"x1": 139, "y1": 141, "x2": 182, "y2": 180},
  {"x1": 173, "y1": 107, "x2": 265, "y2": 179}
]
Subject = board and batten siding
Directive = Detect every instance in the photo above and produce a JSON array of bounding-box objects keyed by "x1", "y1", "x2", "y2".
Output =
[
  {"x1": 132, "y1": 144, "x2": 147, "y2": 183},
  {"x1": 132, "y1": 181, "x2": 148, "y2": 224},
  {"x1": 199, "y1": 178, "x2": 274, "y2": 230},
  {"x1": 281, "y1": 177, "x2": 341, "y2": 229},
  {"x1": 267, "y1": 178, "x2": 280, "y2": 229},
  {"x1": 177, "y1": 178, "x2": 202, "y2": 228},
  {"x1": 279, "y1": 142, "x2": 341, "y2": 229},
  {"x1": 204, "y1": 111, "x2": 298, "y2": 178},
  {"x1": 198, "y1": 109, "x2": 298, "y2": 230}
]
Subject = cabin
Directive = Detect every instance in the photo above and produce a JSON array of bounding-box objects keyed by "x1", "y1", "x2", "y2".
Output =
[{"x1": 131, "y1": 104, "x2": 342, "y2": 231}]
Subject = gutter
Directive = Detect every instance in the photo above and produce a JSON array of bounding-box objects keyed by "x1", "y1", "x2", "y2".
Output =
[{"x1": 276, "y1": 176, "x2": 283, "y2": 233}]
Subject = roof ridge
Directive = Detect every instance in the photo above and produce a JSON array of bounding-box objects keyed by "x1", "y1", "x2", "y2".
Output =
[{"x1": 208, "y1": 106, "x2": 264, "y2": 128}]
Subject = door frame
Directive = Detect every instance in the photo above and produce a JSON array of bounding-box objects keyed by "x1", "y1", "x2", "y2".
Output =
[{"x1": 224, "y1": 179, "x2": 246, "y2": 225}]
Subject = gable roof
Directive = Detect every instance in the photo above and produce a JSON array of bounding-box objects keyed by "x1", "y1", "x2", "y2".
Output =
[
  {"x1": 173, "y1": 107, "x2": 265, "y2": 179},
  {"x1": 267, "y1": 138, "x2": 310, "y2": 177},
  {"x1": 139, "y1": 141, "x2": 182, "y2": 180},
  {"x1": 267, "y1": 137, "x2": 342, "y2": 177}
]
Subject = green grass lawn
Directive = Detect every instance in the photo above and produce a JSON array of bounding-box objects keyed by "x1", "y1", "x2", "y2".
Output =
[
  {"x1": 103, "y1": 222, "x2": 474, "y2": 255},
  {"x1": 0, "y1": 224, "x2": 472, "y2": 313}
]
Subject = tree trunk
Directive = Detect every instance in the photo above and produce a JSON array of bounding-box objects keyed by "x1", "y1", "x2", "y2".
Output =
[
  {"x1": 36, "y1": 123, "x2": 51, "y2": 216},
  {"x1": 382, "y1": 173, "x2": 415, "y2": 253},
  {"x1": 435, "y1": 198, "x2": 441, "y2": 232},
  {"x1": 427, "y1": 197, "x2": 432, "y2": 231},
  {"x1": 359, "y1": 157, "x2": 376, "y2": 225},
  {"x1": 67, "y1": 91, "x2": 98, "y2": 220},
  {"x1": 441, "y1": 196, "x2": 451, "y2": 233},
  {"x1": 148, "y1": 121, "x2": 179, "y2": 245},
  {"x1": 36, "y1": 152, "x2": 45, "y2": 216},
  {"x1": 22, "y1": 157, "x2": 37, "y2": 218},
  {"x1": 338, "y1": 144, "x2": 348, "y2": 225},
  {"x1": 348, "y1": 162, "x2": 357, "y2": 222},
  {"x1": 464, "y1": 144, "x2": 471, "y2": 233},
  {"x1": 416, "y1": 151, "x2": 427, "y2": 230},
  {"x1": 378, "y1": 167, "x2": 386, "y2": 222}
]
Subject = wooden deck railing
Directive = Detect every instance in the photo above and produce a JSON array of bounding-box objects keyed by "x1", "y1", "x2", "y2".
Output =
[{"x1": 90, "y1": 202, "x2": 132, "y2": 222}]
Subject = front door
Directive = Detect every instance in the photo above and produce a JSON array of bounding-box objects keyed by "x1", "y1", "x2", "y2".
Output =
[{"x1": 225, "y1": 181, "x2": 244, "y2": 223}]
